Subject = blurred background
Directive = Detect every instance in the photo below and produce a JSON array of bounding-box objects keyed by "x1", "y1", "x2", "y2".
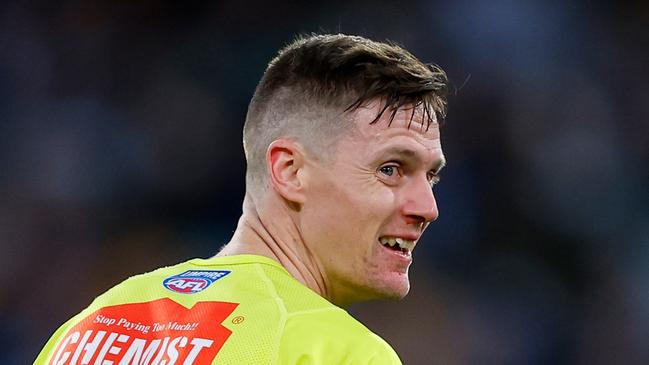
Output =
[{"x1": 1, "y1": 0, "x2": 647, "y2": 364}]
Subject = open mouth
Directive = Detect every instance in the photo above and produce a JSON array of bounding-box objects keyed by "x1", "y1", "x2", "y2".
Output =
[{"x1": 379, "y1": 236, "x2": 415, "y2": 254}]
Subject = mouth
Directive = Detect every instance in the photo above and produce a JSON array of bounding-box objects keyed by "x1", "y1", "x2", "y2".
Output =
[{"x1": 379, "y1": 236, "x2": 415, "y2": 255}]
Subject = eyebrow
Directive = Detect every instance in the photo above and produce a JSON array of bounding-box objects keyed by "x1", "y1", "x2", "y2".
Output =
[{"x1": 382, "y1": 147, "x2": 446, "y2": 174}]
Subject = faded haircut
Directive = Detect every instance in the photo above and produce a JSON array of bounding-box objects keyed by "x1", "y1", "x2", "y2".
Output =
[{"x1": 243, "y1": 33, "x2": 448, "y2": 192}]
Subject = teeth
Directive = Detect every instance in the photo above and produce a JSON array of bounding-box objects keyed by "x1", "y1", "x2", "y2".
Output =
[
  {"x1": 400, "y1": 239, "x2": 415, "y2": 251},
  {"x1": 380, "y1": 236, "x2": 415, "y2": 251}
]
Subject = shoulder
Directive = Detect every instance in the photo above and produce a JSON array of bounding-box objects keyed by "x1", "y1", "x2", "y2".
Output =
[
  {"x1": 278, "y1": 307, "x2": 402, "y2": 365},
  {"x1": 34, "y1": 258, "x2": 245, "y2": 364},
  {"x1": 94, "y1": 255, "x2": 267, "y2": 306},
  {"x1": 245, "y1": 258, "x2": 402, "y2": 364}
]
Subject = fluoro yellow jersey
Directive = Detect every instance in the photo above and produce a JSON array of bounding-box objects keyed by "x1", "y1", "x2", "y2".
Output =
[{"x1": 35, "y1": 254, "x2": 402, "y2": 365}]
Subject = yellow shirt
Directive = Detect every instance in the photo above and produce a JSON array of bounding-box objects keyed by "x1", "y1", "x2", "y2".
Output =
[{"x1": 35, "y1": 254, "x2": 402, "y2": 365}]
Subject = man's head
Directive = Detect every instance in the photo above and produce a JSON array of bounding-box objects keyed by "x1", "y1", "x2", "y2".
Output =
[
  {"x1": 242, "y1": 34, "x2": 448, "y2": 305},
  {"x1": 243, "y1": 34, "x2": 447, "y2": 194}
]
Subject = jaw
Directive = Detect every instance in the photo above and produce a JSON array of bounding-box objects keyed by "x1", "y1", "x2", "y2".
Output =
[
  {"x1": 374, "y1": 240, "x2": 413, "y2": 297},
  {"x1": 330, "y1": 278, "x2": 410, "y2": 308},
  {"x1": 347, "y1": 245, "x2": 413, "y2": 304},
  {"x1": 326, "y1": 249, "x2": 412, "y2": 307},
  {"x1": 358, "y1": 272, "x2": 411, "y2": 304}
]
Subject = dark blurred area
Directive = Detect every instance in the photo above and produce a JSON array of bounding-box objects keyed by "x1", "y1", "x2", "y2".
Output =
[{"x1": 1, "y1": 1, "x2": 647, "y2": 364}]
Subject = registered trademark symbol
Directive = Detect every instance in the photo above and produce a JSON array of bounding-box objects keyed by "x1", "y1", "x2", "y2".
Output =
[{"x1": 232, "y1": 316, "x2": 245, "y2": 324}]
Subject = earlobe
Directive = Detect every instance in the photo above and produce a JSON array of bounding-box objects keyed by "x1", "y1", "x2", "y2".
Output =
[{"x1": 267, "y1": 139, "x2": 307, "y2": 204}]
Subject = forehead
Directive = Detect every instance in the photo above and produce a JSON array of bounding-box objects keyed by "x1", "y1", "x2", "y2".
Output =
[
  {"x1": 349, "y1": 101, "x2": 441, "y2": 147},
  {"x1": 325, "y1": 101, "x2": 445, "y2": 171}
]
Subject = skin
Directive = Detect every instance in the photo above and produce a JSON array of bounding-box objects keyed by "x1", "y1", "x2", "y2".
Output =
[{"x1": 217, "y1": 99, "x2": 445, "y2": 308}]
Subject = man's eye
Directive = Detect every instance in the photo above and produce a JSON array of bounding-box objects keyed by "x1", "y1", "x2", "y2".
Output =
[{"x1": 379, "y1": 165, "x2": 397, "y2": 177}]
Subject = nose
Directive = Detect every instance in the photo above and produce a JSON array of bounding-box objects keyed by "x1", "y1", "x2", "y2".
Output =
[{"x1": 401, "y1": 176, "x2": 439, "y2": 224}]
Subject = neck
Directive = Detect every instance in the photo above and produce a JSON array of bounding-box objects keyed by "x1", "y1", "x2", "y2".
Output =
[{"x1": 216, "y1": 193, "x2": 330, "y2": 301}]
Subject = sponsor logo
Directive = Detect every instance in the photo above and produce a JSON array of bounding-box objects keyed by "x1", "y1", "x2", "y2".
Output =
[
  {"x1": 48, "y1": 298, "x2": 238, "y2": 365},
  {"x1": 163, "y1": 270, "x2": 230, "y2": 294}
]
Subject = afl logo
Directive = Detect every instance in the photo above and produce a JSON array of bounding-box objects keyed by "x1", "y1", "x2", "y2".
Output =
[{"x1": 163, "y1": 270, "x2": 231, "y2": 294}]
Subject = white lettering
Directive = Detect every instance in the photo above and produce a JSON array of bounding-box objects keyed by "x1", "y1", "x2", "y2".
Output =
[
  {"x1": 51, "y1": 331, "x2": 214, "y2": 365},
  {"x1": 52, "y1": 331, "x2": 79, "y2": 365},
  {"x1": 94, "y1": 315, "x2": 116, "y2": 327},
  {"x1": 70, "y1": 330, "x2": 93, "y2": 365},
  {"x1": 110, "y1": 334, "x2": 130, "y2": 358},
  {"x1": 151, "y1": 337, "x2": 170, "y2": 365},
  {"x1": 162, "y1": 337, "x2": 187, "y2": 365},
  {"x1": 94, "y1": 332, "x2": 118, "y2": 365},
  {"x1": 118, "y1": 337, "x2": 162, "y2": 365},
  {"x1": 80, "y1": 331, "x2": 106, "y2": 365},
  {"x1": 182, "y1": 338, "x2": 213, "y2": 365},
  {"x1": 167, "y1": 280, "x2": 204, "y2": 291}
]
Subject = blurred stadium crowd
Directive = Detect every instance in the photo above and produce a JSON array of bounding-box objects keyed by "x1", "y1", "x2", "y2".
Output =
[{"x1": 1, "y1": 1, "x2": 647, "y2": 364}]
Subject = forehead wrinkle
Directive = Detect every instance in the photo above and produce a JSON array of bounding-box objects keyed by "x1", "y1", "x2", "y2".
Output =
[{"x1": 385, "y1": 147, "x2": 419, "y2": 160}]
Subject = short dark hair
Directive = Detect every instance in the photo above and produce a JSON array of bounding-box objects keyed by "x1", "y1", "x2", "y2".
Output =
[{"x1": 243, "y1": 33, "x2": 448, "y2": 191}]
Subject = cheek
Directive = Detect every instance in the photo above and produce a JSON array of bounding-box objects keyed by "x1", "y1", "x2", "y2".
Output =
[
  {"x1": 338, "y1": 170, "x2": 385, "y2": 204},
  {"x1": 310, "y1": 176, "x2": 396, "y2": 239},
  {"x1": 346, "y1": 177, "x2": 397, "y2": 220},
  {"x1": 302, "y1": 160, "x2": 400, "y2": 245}
]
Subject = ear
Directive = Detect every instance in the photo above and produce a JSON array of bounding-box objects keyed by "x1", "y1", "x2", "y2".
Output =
[{"x1": 266, "y1": 139, "x2": 307, "y2": 204}]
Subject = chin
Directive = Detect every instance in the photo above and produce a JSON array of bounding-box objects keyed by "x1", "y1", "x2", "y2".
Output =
[
  {"x1": 373, "y1": 275, "x2": 411, "y2": 300},
  {"x1": 389, "y1": 283, "x2": 411, "y2": 300}
]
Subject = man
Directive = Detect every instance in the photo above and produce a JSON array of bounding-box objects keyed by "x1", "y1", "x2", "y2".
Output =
[{"x1": 35, "y1": 34, "x2": 448, "y2": 365}]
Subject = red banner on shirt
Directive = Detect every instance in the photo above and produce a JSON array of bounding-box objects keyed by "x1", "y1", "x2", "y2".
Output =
[{"x1": 48, "y1": 298, "x2": 238, "y2": 365}]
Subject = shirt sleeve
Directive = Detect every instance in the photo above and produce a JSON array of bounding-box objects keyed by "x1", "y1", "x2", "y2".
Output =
[{"x1": 277, "y1": 309, "x2": 402, "y2": 365}]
